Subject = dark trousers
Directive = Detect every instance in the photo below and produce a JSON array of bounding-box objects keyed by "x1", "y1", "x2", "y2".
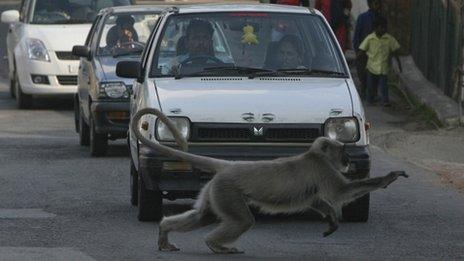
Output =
[{"x1": 367, "y1": 72, "x2": 388, "y2": 104}]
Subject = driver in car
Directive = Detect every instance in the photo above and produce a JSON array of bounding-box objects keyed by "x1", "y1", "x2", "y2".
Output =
[
  {"x1": 170, "y1": 19, "x2": 219, "y2": 74},
  {"x1": 107, "y1": 15, "x2": 140, "y2": 54}
]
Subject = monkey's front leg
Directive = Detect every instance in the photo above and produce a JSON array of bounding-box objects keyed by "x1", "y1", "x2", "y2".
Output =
[{"x1": 311, "y1": 199, "x2": 339, "y2": 237}]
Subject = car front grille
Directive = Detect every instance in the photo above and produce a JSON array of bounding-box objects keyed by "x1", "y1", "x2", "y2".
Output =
[
  {"x1": 57, "y1": 75, "x2": 77, "y2": 86},
  {"x1": 55, "y1": 51, "x2": 79, "y2": 60},
  {"x1": 190, "y1": 123, "x2": 323, "y2": 143}
]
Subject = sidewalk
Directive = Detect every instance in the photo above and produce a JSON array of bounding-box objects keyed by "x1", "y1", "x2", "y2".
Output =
[
  {"x1": 397, "y1": 56, "x2": 464, "y2": 127},
  {"x1": 350, "y1": 56, "x2": 464, "y2": 194}
]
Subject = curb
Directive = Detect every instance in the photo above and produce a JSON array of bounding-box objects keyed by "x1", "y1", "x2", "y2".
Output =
[{"x1": 396, "y1": 56, "x2": 463, "y2": 127}]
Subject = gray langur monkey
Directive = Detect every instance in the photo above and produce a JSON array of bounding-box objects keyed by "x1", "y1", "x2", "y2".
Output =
[{"x1": 131, "y1": 108, "x2": 408, "y2": 254}]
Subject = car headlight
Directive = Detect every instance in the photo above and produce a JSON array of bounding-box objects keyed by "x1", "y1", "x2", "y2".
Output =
[
  {"x1": 156, "y1": 117, "x2": 190, "y2": 141},
  {"x1": 99, "y1": 82, "x2": 129, "y2": 99},
  {"x1": 324, "y1": 118, "x2": 360, "y2": 142},
  {"x1": 26, "y1": 38, "x2": 50, "y2": 62}
]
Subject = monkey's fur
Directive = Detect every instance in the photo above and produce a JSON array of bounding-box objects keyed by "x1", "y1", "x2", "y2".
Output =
[{"x1": 131, "y1": 108, "x2": 408, "y2": 254}]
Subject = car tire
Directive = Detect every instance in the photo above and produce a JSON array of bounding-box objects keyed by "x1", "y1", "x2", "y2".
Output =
[
  {"x1": 130, "y1": 160, "x2": 138, "y2": 206},
  {"x1": 90, "y1": 116, "x2": 108, "y2": 157},
  {"x1": 78, "y1": 107, "x2": 90, "y2": 146},
  {"x1": 342, "y1": 193, "x2": 370, "y2": 222},
  {"x1": 74, "y1": 96, "x2": 80, "y2": 133},
  {"x1": 10, "y1": 77, "x2": 16, "y2": 99},
  {"x1": 137, "y1": 167, "x2": 163, "y2": 222},
  {"x1": 15, "y1": 72, "x2": 32, "y2": 109}
]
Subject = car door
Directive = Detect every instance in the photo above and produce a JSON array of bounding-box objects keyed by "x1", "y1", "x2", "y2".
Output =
[
  {"x1": 79, "y1": 14, "x2": 103, "y2": 122},
  {"x1": 7, "y1": 0, "x2": 30, "y2": 77}
]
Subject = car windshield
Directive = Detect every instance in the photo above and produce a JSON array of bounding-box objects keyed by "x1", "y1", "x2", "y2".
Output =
[
  {"x1": 97, "y1": 12, "x2": 159, "y2": 57},
  {"x1": 31, "y1": 0, "x2": 132, "y2": 24},
  {"x1": 150, "y1": 12, "x2": 347, "y2": 78}
]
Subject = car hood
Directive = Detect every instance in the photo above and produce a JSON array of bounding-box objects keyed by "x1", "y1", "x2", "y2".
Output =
[
  {"x1": 96, "y1": 55, "x2": 141, "y2": 85},
  {"x1": 25, "y1": 24, "x2": 91, "y2": 51},
  {"x1": 153, "y1": 78, "x2": 353, "y2": 123}
]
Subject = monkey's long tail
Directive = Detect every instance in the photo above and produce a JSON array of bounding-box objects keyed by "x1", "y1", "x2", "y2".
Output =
[{"x1": 131, "y1": 108, "x2": 229, "y2": 173}]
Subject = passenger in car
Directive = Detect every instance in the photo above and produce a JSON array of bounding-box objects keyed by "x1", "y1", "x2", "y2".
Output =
[{"x1": 265, "y1": 35, "x2": 307, "y2": 70}]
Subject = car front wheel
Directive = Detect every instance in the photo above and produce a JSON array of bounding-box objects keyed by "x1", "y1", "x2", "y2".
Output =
[
  {"x1": 342, "y1": 193, "x2": 370, "y2": 222},
  {"x1": 15, "y1": 72, "x2": 32, "y2": 109},
  {"x1": 78, "y1": 107, "x2": 90, "y2": 146},
  {"x1": 130, "y1": 160, "x2": 138, "y2": 206},
  {"x1": 137, "y1": 166, "x2": 163, "y2": 222},
  {"x1": 89, "y1": 116, "x2": 108, "y2": 157},
  {"x1": 10, "y1": 77, "x2": 16, "y2": 99}
]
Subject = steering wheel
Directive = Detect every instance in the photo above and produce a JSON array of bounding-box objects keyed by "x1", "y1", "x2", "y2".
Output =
[
  {"x1": 179, "y1": 55, "x2": 224, "y2": 67},
  {"x1": 117, "y1": 41, "x2": 145, "y2": 49}
]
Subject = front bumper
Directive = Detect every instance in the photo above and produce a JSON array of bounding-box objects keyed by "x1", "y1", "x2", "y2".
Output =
[
  {"x1": 138, "y1": 144, "x2": 370, "y2": 199},
  {"x1": 16, "y1": 54, "x2": 78, "y2": 95},
  {"x1": 90, "y1": 101, "x2": 130, "y2": 137}
]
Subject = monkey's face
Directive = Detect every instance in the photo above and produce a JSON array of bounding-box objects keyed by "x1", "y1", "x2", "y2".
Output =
[{"x1": 317, "y1": 137, "x2": 350, "y2": 173}]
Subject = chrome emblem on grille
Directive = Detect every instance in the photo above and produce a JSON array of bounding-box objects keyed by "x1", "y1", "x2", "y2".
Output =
[{"x1": 253, "y1": 126, "x2": 264, "y2": 136}]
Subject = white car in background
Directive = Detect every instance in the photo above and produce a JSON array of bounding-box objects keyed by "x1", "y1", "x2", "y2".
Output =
[{"x1": 1, "y1": 0, "x2": 133, "y2": 109}]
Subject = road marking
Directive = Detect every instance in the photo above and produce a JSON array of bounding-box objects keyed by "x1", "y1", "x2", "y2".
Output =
[
  {"x1": 0, "y1": 247, "x2": 96, "y2": 261},
  {"x1": 0, "y1": 209, "x2": 56, "y2": 219}
]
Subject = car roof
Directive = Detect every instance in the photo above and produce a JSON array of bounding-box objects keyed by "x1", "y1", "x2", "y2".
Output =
[
  {"x1": 170, "y1": 4, "x2": 317, "y2": 15},
  {"x1": 99, "y1": 5, "x2": 169, "y2": 16}
]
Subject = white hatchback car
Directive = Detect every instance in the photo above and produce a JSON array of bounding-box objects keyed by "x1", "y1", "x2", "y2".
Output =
[
  {"x1": 117, "y1": 4, "x2": 371, "y2": 222},
  {"x1": 1, "y1": 0, "x2": 133, "y2": 109}
]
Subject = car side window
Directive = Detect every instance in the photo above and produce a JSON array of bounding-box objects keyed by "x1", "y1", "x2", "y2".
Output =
[
  {"x1": 85, "y1": 15, "x2": 102, "y2": 46},
  {"x1": 140, "y1": 14, "x2": 163, "y2": 79}
]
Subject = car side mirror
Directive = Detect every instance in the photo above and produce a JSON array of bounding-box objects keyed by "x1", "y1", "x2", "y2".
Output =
[
  {"x1": 116, "y1": 61, "x2": 141, "y2": 80},
  {"x1": 72, "y1": 45, "x2": 91, "y2": 60},
  {"x1": 1, "y1": 10, "x2": 20, "y2": 24}
]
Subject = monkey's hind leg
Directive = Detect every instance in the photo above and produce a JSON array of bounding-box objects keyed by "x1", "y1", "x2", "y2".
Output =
[
  {"x1": 158, "y1": 209, "x2": 216, "y2": 252},
  {"x1": 341, "y1": 171, "x2": 409, "y2": 201},
  {"x1": 311, "y1": 198, "x2": 339, "y2": 237},
  {"x1": 205, "y1": 183, "x2": 255, "y2": 254},
  {"x1": 158, "y1": 183, "x2": 216, "y2": 252}
]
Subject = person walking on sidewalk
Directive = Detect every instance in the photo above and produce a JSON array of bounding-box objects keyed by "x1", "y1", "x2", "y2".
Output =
[
  {"x1": 358, "y1": 17, "x2": 402, "y2": 107},
  {"x1": 315, "y1": 0, "x2": 352, "y2": 52},
  {"x1": 353, "y1": 0, "x2": 383, "y2": 100}
]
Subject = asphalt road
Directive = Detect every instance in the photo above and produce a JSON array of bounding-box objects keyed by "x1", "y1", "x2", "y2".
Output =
[{"x1": 0, "y1": 81, "x2": 464, "y2": 261}]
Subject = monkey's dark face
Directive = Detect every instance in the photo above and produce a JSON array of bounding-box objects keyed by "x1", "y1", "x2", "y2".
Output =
[{"x1": 318, "y1": 137, "x2": 350, "y2": 173}]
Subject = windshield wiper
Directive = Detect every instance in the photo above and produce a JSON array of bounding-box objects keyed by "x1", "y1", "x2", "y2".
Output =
[
  {"x1": 251, "y1": 68, "x2": 347, "y2": 78},
  {"x1": 50, "y1": 19, "x2": 89, "y2": 24},
  {"x1": 277, "y1": 68, "x2": 347, "y2": 77},
  {"x1": 174, "y1": 66, "x2": 274, "y2": 80},
  {"x1": 112, "y1": 49, "x2": 143, "y2": 58},
  {"x1": 203, "y1": 66, "x2": 273, "y2": 73}
]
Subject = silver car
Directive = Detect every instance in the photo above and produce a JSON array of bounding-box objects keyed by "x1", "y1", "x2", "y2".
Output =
[{"x1": 73, "y1": 5, "x2": 164, "y2": 157}]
